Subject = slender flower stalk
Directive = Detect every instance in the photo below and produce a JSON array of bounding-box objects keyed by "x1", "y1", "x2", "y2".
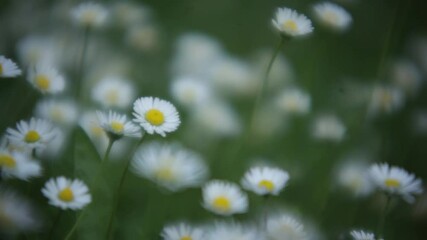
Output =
[
  {"x1": 63, "y1": 211, "x2": 86, "y2": 240},
  {"x1": 377, "y1": 195, "x2": 392, "y2": 238},
  {"x1": 106, "y1": 133, "x2": 146, "y2": 239}
]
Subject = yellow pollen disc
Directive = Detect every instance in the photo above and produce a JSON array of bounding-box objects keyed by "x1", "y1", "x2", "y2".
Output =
[
  {"x1": 25, "y1": 130, "x2": 40, "y2": 143},
  {"x1": 110, "y1": 121, "x2": 124, "y2": 133},
  {"x1": 35, "y1": 75, "x2": 51, "y2": 91},
  {"x1": 106, "y1": 90, "x2": 119, "y2": 104},
  {"x1": 213, "y1": 196, "x2": 230, "y2": 211},
  {"x1": 155, "y1": 167, "x2": 174, "y2": 181},
  {"x1": 283, "y1": 20, "x2": 298, "y2": 32},
  {"x1": 0, "y1": 64, "x2": 3, "y2": 74},
  {"x1": 145, "y1": 109, "x2": 165, "y2": 126},
  {"x1": 58, "y1": 187, "x2": 74, "y2": 202},
  {"x1": 258, "y1": 180, "x2": 275, "y2": 191},
  {"x1": 180, "y1": 236, "x2": 192, "y2": 240},
  {"x1": 384, "y1": 178, "x2": 400, "y2": 188},
  {"x1": 0, "y1": 154, "x2": 16, "y2": 168}
]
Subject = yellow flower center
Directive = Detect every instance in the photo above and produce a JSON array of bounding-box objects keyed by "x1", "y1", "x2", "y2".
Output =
[
  {"x1": 110, "y1": 121, "x2": 124, "y2": 134},
  {"x1": 35, "y1": 75, "x2": 51, "y2": 91},
  {"x1": 384, "y1": 178, "x2": 400, "y2": 188},
  {"x1": 213, "y1": 196, "x2": 230, "y2": 211},
  {"x1": 180, "y1": 236, "x2": 192, "y2": 240},
  {"x1": 0, "y1": 154, "x2": 16, "y2": 168},
  {"x1": 145, "y1": 109, "x2": 165, "y2": 126},
  {"x1": 106, "y1": 90, "x2": 119, "y2": 104},
  {"x1": 25, "y1": 130, "x2": 40, "y2": 143},
  {"x1": 58, "y1": 187, "x2": 74, "y2": 202},
  {"x1": 82, "y1": 11, "x2": 97, "y2": 25},
  {"x1": 258, "y1": 179, "x2": 275, "y2": 191},
  {"x1": 283, "y1": 20, "x2": 298, "y2": 32},
  {"x1": 155, "y1": 167, "x2": 174, "y2": 181},
  {"x1": 0, "y1": 64, "x2": 3, "y2": 75}
]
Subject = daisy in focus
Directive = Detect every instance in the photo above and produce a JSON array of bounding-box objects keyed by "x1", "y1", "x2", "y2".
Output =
[
  {"x1": 350, "y1": 230, "x2": 376, "y2": 240},
  {"x1": 92, "y1": 77, "x2": 135, "y2": 109},
  {"x1": 133, "y1": 97, "x2": 181, "y2": 137},
  {"x1": 27, "y1": 64, "x2": 65, "y2": 94},
  {"x1": 313, "y1": 2, "x2": 352, "y2": 31},
  {"x1": 71, "y1": 2, "x2": 109, "y2": 28},
  {"x1": 41, "y1": 176, "x2": 91, "y2": 210},
  {"x1": 34, "y1": 99, "x2": 78, "y2": 127},
  {"x1": 241, "y1": 166, "x2": 290, "y2": 196},
  {"x1": 266, "y1": 213, "x2": 306, "y2": 240},
  {"x1": 97, "y1": 110, "x2": 141, "y2": 140},
  {"x1": 0, "y1": 149, "x2": 42, "y2": 180},
  {"x1": 132, "y1": 142, "x2": 208, "y2": 191},
  {"x1": 202, "y1": 180, "x2": 248, "y2": 216},
  {"x1": 369, "y1": 163, "x2": 423, "y2": 203},
  {"x1": 6, "y1": 118, "x2": 58, "y2": 150},
  {"x1": 0, "y1": 56, "x2": 22, "y2": 78},
  {"x1": 161, "y1": 222, "x2": 204, "y2": 240},
  {"x1": 272, "y1": 7, "x2": 313, "y2": 37}
]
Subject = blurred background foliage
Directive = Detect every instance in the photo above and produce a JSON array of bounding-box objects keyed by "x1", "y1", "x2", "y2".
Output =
[{"x1": 1, "y1": 0, "x2": 427, "y2": 239}]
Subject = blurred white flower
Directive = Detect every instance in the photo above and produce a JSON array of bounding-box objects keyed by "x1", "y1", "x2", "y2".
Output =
[
  {"x1": 0, "y1": 149, "x2": 41, "y2": 180},
  {"x1": 313, "y1": 2, "x2": 352, "y2": 31},
  {"x1": 71, "y1": 2, "x2": 108, "y2": 28},
  {"x1": 368, "y1": 85, "x2": 404, "y2": 116},
  {"x1": 113, "y1": 2, "x2": 151, "y2": 27},
  {"x1": 34, "y1": 98, "x2": 78, "y2": 127},
  {"x1": 335, "y1": 159, "x2": 374, "y2": 197},
  {"x1": 92, "y1": 77, "x2": 136, "y2": 109},
  {"x1": 312, "y1": 114, "x2": 346, "y2": 142},
  {"x1": 42, "y1": 176, "x2": 91, "y2": 210},
  {"x1": 171, "y1": 76, "x2": 213, "y2": 108},
  {"x1": 389, "y1": 60, "x2": 422, "y2": 96},
  {"x1": 272, "y1": 7, "x2": 313, "y2": 37},
  {"x1": 275, "y1": 87, "x2": 311, "y2": 115},
  {"x1": 241, "y1": 166, "x2": 289, "y2": 196},
  {"x1": 266, "y1": 213, "x2": 306, "y2": 240},
  {"x1": 27, "y1": 64, "x2": 65, "y2": 94},
  {"x1": 202, "y1": 180, "x2": 248, "y2": 216},
  {"x1": 252, "y1": 105, "x2": 288, "y2": 139},
  {"x1": 132, "y1": 142, "x2": 208, "y2": 191},
  {"x1": 0, "y1": 56, "x2": 22, "y2": 78},
  {"x1": 17, "y1": 36, "x2": 59, "y2": 66},
  {"x1": 125, "y1": 24, "x2": 160, "y2": 52},
  {"x1": 369, "y1": 163, "x2": 423, "y2": 203},
  {"x1": 133, "y1": 97, "x2": 181, "y2": 137},
  {"x1": 6, "y1": 118, "x2": 58, "y2": 150},
  {"x1": 205, "y1": 222, "x2": 265, "y2": 240},
  {"x1": 350, "y1": 230, "x2": 376, "y2": 240},
  {"x1": 97, "y1": 110, "x2": 141, "y2": 140},
  {"x1": 161, "y1": 222, "x2": 204, "y2": 240}
]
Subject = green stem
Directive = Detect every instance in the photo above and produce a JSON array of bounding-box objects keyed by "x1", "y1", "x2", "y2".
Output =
[
  {"x1": 106, "y1": 135, "x2": 146, "y2": 239},
  {"x1": 63, "y1": 211, "x2": 86, "y2": 240},
  {"x1": 103, "y1": 138, "x2": 115, "y2": 162},
  {"x1": 75, "y1": 26, "x2": 90, "y2": 100},
  {"x1": 47, "y1": 210, "x2": 62, "y2": 240},
  {"x1": 377, "y1": 195, "x2": 392, "y2": 238}
]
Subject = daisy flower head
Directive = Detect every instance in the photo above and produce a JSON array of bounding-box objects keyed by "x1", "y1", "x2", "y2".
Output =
[
  {"x1": 266, "y1": 213, "x2": 306, "y2": 240},
  {"x1": 369, "y1": 163, "x2": 423, "y2": 203},
  {"x1": 0, "y1": 149, "x2": 42, "y2": 180},
  {"x1": 389, "y1": 60, "x2": 422, "y2": 96},
  {"x1": 71, "y1": 2, "x2": 109, "y2": 28},
  {"x1": 205, "y1": 222, "x2": 265, "y2": 240},
  {"x1": 241, "y1": 166, "x2": 290, "y2": 196},
  {"x1": 132, "y1": 142, "x2": 208, "y2": 191},
  {"x1": 272, "y1": 7, "x2": 314, "y2": 37},
  {"x1": 41, "y1": 176, "x2": 91, "y2": 210},
  {"x1": 35, "y1": 98, "x2": 78, "y2": 127},
  {"x1": 92, "y1": 77, "x2": 135, "y2": 109},
  {"x1": 133, "y1": 97, "x2": 181, "y2": 137},
  {"x1": 202, "y1": 180, "x2": 248, "y2": 216},
  {"x1": 336, "y1": 160, "x2": 374, "y2": 197},
  {"x1": 6, "y1": 118, "x2": 58, "y2": 150},
  {"x1": 170, "y1": 76, "x2": 213, "y2": 108},
  {"x1": 313, "y1": 2, "x2": 352, "y2": 31},
  {"x1": 96, "y1": 110, "x2": 141, "y2": 140},
  {"x1": 161, "y1": 222, "x2": 204, "y2": 240},
  {"x1": 27, "y1": 64, "x2": 65, "y2": 94},
  {"x1": 350, "y1": 230, "x2": 376, "y2": 240},
  {"x1": 0, "y1": 56, "x2": 22, "y2": 78},
  {"x1": 275, "y1": 88, "x2": 311, "y2": 115},
  {"x1": 311, "y1": 114, "x2": 346, "y2": 142},
  {"x1": 368, "y1": 85, "x2": 404, "y2": 116}
]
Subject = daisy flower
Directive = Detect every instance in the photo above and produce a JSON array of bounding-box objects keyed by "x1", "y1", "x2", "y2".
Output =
[
  {"x1": 350, "y1": 230, "x2": 376, "y2": 240},
  {"x1": 312, "y1": 114, "x2": 346, "y2": 142},
  {"x1": 0, "y1": 190, "x2": 39, "y2": 233},
  {"x1": 368, "y1": 85, "x2": 404, "y2": 116},
  {"x1": 132, "y1": 142, "x2": 208, "y2": 191},
  {"x1": 369, "y1": 163, "x2": 423, "y2": 203},
  {"x1": 170, "y1": 76, "x2": 213, "y2": 108},
  {"x1": 133, "y1": 97, "x2": 181, "y2": 137},
  {"x1": 92, "y1": 77, "x2": 135, "y2": 109},
  {"x1": 6, "y1": 118, "x2": 58, "y2": 150},
  {"x1": 272, "y1": 7, "x2": 314, "y2": 37},
  {"x1": 161, "y1": 222, "x2": 204, "y2": 240},
  {"x1": 266, "y1": 214, "x2": 306, "y2": 240},
  {"x1": 336, "y1": 160, "x2": 374, "y2": 197},
  {"x1": 313, "y1": 2, "x2": 352, "y2": 31},
  {"x1": 275, "y1": 88, "x2": 311, "y2": 115},
  {"x1": 202, "y1": 180, "x2": 248, "y2": 216},
  {"x1": 41, "y1": 176, "x2": 91, "y2": 210},
  {"x1": 389, "y1": 60, "x2": 422, "y2": 96},
  {"x1": 97, "y1": 110, "x2": 141, "y2": 140},
  {"x1": 0, "y1": 149, "x2": 42, "y2": 180},
  {"x1": 205, "y1": 222, "x2": 265, "y2": 240},
  {"x1": 34, "y1": 98, "x2": 78, "y2": 127},
  {"x1": 0, "y1": 56, "x2": 22, "y2": 78},
  {"x1": 27, "y1": 64, "x2": 65, "y2": 94},
  {"x1": 17, "y1": 35, "x2": 58, "y2": 67},
  {"x1": 71, "y1": 2, "x2": 108, "y2": 28},
  {"x1": 241, "y1": 166, "x2": 289, "y2": 196}
]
